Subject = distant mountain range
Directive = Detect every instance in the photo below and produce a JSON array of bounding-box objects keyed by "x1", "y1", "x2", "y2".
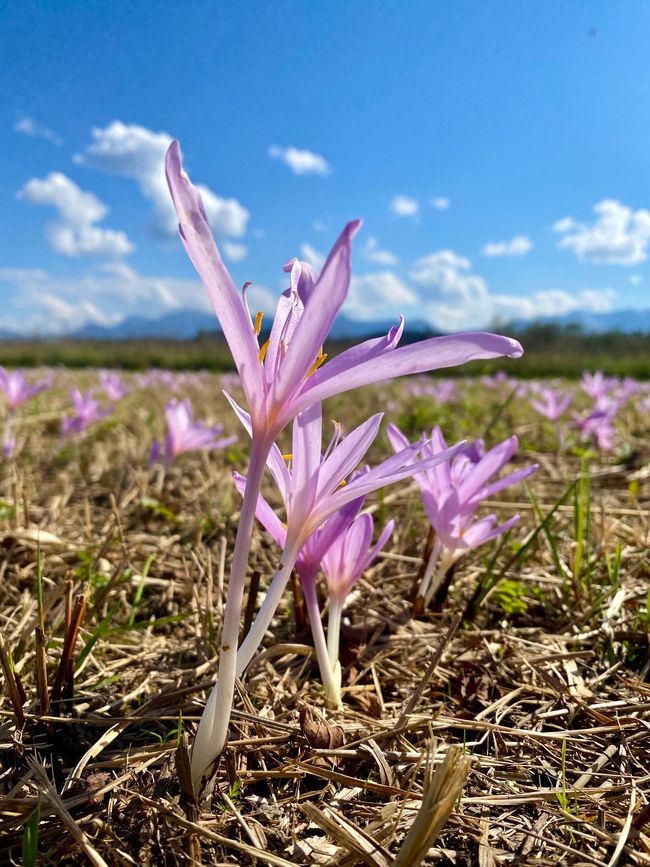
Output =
[
  {"x1": 511, "y1": 308, "x2": 650, "y2": 334},
  {"x1": 1, "y1": 307, "x2": 649, "y2": 342},
  {"x1": 71, "y1": 310, "x2": 434, "y2": 341}
]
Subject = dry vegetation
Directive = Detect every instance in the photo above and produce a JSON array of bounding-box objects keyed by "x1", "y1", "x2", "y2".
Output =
[{"x1": 0, "y1": 370, "x2": 649, "y2": 865}]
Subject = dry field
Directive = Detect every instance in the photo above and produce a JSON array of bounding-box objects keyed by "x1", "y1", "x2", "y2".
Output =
[{"x1": 0, "y1": 368, "x2": 649, "y2": 865}]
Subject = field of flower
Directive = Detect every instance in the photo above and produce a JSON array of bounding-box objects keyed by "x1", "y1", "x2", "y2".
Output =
[{"x1": 0, "y1": 364, "x2": 648, "y2": 865}]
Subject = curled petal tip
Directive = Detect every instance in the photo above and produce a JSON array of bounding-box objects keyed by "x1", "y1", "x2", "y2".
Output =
[
  {"x1": 507, "y1": 338, "x2": 524, "y2": 358},
  {"x1": 347, "y1": 218, "x2": 363, "y2": 239}
]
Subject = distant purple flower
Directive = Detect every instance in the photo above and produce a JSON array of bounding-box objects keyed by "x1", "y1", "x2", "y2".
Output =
[
  {"x1": 572, "y1": 407, "x2": 617, "y2": 451},
  {"x1": 99, "y1": 370, "x2": 130, "y2": 401},
  {"x1": 617, "y1": 377, "x2": 640, "y2": 403},
  {"x1": 529, "y1": 387, "x2": 573, "y2": 422},
  {"x1": 157, "y1": 398, "x2": 236, "y2": 467},
  {"x1": 61, "y1": 388, "x2": 112, "y2": 438},
  {"x1": 581, "y1": 371, "x2": 616, "y2": 401},
  {"x1": 388, "y1": 424, "x2": 537, "y2": 608},
  {"x1": 0, "y1": 368, "x2": 50, "y2": 411}
]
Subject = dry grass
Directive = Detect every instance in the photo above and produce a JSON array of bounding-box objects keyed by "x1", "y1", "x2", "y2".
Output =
[{"x1": 1, "y1": 371, "x2": 649, "y2": 865}]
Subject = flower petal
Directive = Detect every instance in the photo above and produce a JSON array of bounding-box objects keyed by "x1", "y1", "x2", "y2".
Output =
[
  {"x1": 271, "y1": 220, "x2": 361, "y2": 408},
  {"x1": 165, "y1": 142, "x2": 264, "y2": 416},
  {"x1": 288, "y1": 402, "x2": 322, "y2": 523},
  {"x1": 316, "y1": 413, "x2": 383, "y2": 500},
  {"x1": 457, "y1": 436, "x2": 518, "y2": 504},
  {"x1": 294, "y1": 332, "x2": 524, "y2": 414}
]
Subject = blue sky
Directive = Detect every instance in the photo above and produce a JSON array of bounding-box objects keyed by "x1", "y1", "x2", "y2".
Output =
[{"x1": 1, "y1": 0, "x2": 649, "y2": 335}]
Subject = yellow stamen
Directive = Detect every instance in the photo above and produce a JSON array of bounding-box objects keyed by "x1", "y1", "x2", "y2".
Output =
[
  {"x1": 258, "y1": 338, "x2": 271, "y2": 363},
  {"x1": 305, "y1": 347, "x2": 328, "y2": 378},
  {"x1": 338, "y1": 479, "x2": 347, "y2": 487},
  {"x1": 282, "y1": 453, "x2": 293, "y2": 461},
  {"x1": 254, "y1": 310, "x2": 264, "y2": 336}
]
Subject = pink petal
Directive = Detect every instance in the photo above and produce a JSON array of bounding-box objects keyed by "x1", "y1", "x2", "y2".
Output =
[{"x1": 165, "y1": 142, "x2": 264, "y2": 417}]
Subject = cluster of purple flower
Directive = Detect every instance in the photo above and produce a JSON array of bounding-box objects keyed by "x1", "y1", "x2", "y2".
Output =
[{"x1": 164, "y1": 141, "x2": 540, "y2": 783}]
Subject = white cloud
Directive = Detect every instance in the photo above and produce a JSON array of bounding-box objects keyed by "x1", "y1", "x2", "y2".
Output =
[
  {"x1": 344, "y1": 271, "x2": 417, "y2": 319},
  {"x1": 431, "y1": 197, "x2": 450, "y2": 210},
  {"x1": 390, "y1": 194, "x2": 419, "y2": 217},
  {"x1": 75, "y1": 121, "x2": 250, "y2": 239},
  {"x1": 300, "y1": 243, "x2": 326, "y2": 272},
  {"x1": 410, "y1": 249, "x2": 615, "y2": 331},
  {"x1": 268, "y1": 145, "x2": 330, "y2": 177},
  {"x1": 481, "y1": 235, "x2": 533, "y2": 257},
  {"x1": 13, "y1": 117, "x2": 62, "y2": 146},
  {"x1": 17, "y1": 172, "x2": 133, "y2": 258},
  {"x1": 553, "y1": 199, "x2": 650, "y2": 265},
  {"x1": 362, "y1": 236, "x2": 399, "y2": 266},
  {"x1": 0, "y1": 263, "x2": 212, "y2": 336},
  {"x1": 629, "y1": 273, "x2": 643, "y2": 285},
  {"x1": 222, "y1": 241, "x2": 248, "y2": 262}
]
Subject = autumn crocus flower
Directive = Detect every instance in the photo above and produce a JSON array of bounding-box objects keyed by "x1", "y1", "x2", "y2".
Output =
[
  {"x1": 99, "y1": 370, "x2": 130, "y2": 402},
  {"x1": 153, "y1": 398, "x2": 237, "y2": 467},
  {"x1": 234, "y1": 454, "x2": 393, "y2": 708},
  {"x1": 529, "y1": 386, "x2": 573, "y2": 423},
  {"x1": 388, "y1": 425, "x2": 537, "y2": 609},
  {"x1": 581, "y1": 371, "x2": 617, "y2": 401},
  {"x1": 572, "y1": 407, "x2": 617, "y2": 451},
  {"x1": 190, "y1": 401, "x2": 465, "y2": 779},
  {"x1": 0, "y1": 368, "x2": 51, "y2": 411},
  {"x1": 61, "y1": 388, "x2": 111, "y2": 438},
  {"x1": 166, "y1": 139, "x2": 524, "y2": 780}
]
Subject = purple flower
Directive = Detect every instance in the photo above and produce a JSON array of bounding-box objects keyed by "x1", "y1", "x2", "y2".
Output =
[
  {"x1": 581, "y1": 371, "x2": 616, "y2": 401},
  {"x1": 0, "y1": 368, "x2": 50, "y2": 410},
  {"x1": 529, "y1": 386, "x2": 573, "y2": 422},
  {"x1": 157, "y1": 398, "x2": 237, "y2": 466},
  {"x1": 572, "y1": 407, "x2": 617, "y2": 451},
  {"x1": 166, "y1": 141, "x2": 523, "y2": 444},
  {"x1": 61, "y1": 388, "x2": 112, "y2": 438},
  {"x1": 190, "y1": 403, "x2": 463, "y2": 764},
  {"x1": 99, "y1": 370, "x2": 130, "y2": 402},
  {"x1": 388, "y1": 424, "x2": 537, "y2": 608},
  {"x1": 166, "y1": 139, "x2": 524, "y2": 780}
]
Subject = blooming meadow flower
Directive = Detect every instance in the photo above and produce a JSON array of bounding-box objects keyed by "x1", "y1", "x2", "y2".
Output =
[
  {"x1": 166, "y1": 139, "x2": 524, "y2": 781},
  {"x1": 388, "y1": 425, "x2": 537, "y2": 608},
  {"x1": 153, "y1": 398, "x2": 237, "y2": 467},
  {"x1": 61, "y1": 388, "x2": 112, "y2": 438},
  {"x1": 99, "y1": 370, "x2": 130, "y2": 402},
  {"x1": 0, "y1": 368, "x2": 51, "y2": 411},
  {"x1": 529, "y1": 386, "x2": 573, "y2": 423}
]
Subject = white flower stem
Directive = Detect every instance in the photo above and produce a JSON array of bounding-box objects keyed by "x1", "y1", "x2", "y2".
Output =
[
  {"x1": 190, "y1": 436, "x2": 269, "y2": 786},
  {"x1": 303, "y1": 580, "x2": 342, "y2": 708},
  {"x1": 423, "y1": 546, "x2": 457, "y2": 607},
  {"x1": 326, "y1": 599, "x2": 343, "y2": 671},
  {"x1": 235, "y1": 541, "x2": 302, "y2": 676},
  {"x1": 416, "y1": 537, "x2": 441, "y2": 604}
]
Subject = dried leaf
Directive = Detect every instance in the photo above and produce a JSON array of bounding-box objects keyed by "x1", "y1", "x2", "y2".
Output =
[{"x1": 300, "y1": 707, "x2": 345, "y2": 749}]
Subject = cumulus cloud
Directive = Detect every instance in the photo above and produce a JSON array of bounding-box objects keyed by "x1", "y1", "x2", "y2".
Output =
[
  {"x1": 300, "y1": 243, "x2": 326, "y2": 272},
  {"x1": 481, "y1": 235, "x2": 533, "y2": 257},
  {"x1": 410, "y1": 249, "x2": 615, "y2": 331},
  {"x1": 553, "y1": 199, "x2": 650, "y2": 265},
  {"x1": 222, "y1": 242, "x2": 248, "y2": 262},
  {"x1": 75, "y1": 121, "x2": 250, "y2": 239},
  {"x1": 0, "y1": 263, "x2": 211, "y2": 336},
  {"x1": 17, "y1": 172, "x2": 133, "y2": 258},
  {"x1": 362, "y1": 236, "x2": 399, "y2": 266},
  {"x1": 344, "y1": 271, "x2": 417, "y2": 319},
  {"x1": 431, "y1": 197, "x2": 450, "y2": 210},
  {"x1": 268, "y1": 145, "x2": 330, "y2": 176},
  {"x1": 390, "y1": 194, "x2": 419, "y2": 217},
  {"x1": 13, "y1": 117, "x2": 62, "y2": 146}
]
